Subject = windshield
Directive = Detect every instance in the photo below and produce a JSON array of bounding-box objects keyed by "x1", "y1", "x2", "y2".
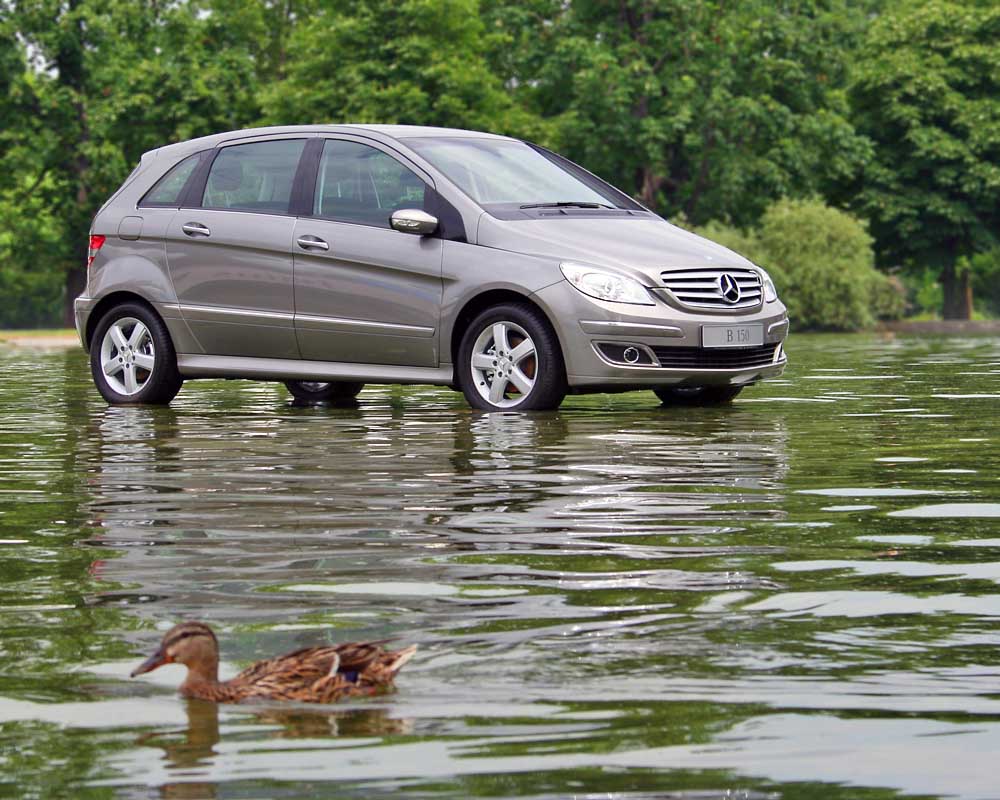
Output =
[{"x1": 407, "y1": 137, "x2": 629, "y2": 210}]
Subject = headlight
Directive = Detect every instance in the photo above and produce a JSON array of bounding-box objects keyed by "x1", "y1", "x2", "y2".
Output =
[
  {"x1": 560, "y1": 262, "x2": 654, "y2": 306},
  {"x1": 759, "y1": 268, "x2": 778, "y2": 302}
]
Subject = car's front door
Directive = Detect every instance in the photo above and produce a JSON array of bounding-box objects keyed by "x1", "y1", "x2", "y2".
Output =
[
  {"x1": 164, "y1": 137, "x2": 307, "y2": 359},
  {"x1": 292, "y1": 138, "x2": 443, "y2": 367}
]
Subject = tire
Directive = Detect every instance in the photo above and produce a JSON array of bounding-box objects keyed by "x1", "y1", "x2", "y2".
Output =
[
  {"x1": 654, "y1": 385, "x2": 743, "y2": 406},
  {"x1": 284, "y1": 380, "x2": 364, "y2": 403},
  {"x1": 90, "y1": 302, "x2": 182, "y2": 405},
  {"x1": 457, "y1": 302, "x2": 566, "y2": 411}
]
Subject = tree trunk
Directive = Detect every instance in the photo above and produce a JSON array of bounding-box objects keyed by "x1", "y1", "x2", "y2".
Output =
[
  {"x1": 636, "y1": 165, "x2": 665, "y2": 208},
  {"x1": 940, "y1": 261, "x2": 973, "y2": 320}
]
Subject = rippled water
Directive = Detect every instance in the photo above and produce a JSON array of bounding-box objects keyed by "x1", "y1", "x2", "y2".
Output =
[{"x1": 1, "y1": 333, "x2": 998, "y2": 799}]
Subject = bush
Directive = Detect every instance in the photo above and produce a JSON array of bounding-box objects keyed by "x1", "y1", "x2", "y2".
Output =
[
  {"x1": 693, "y1": 199, "x2": 900, "y2": 331},
  {"x1": 970, "y1": 250, "x2": 1000, "y2": 318},
  {"x1": 899, "y1": 268, "x2": 942, "y2": 318}
]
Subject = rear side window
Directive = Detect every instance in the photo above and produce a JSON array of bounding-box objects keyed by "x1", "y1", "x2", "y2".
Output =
[
  {"x1": 139, "y1": 153, "x2": 201, "y2": 207},
  {"x1": 202, "y1": 139, "x2": 306, "y2": 214},
  {"x1": 313, "y1": 140, "x2": 428, "y2": 228}
]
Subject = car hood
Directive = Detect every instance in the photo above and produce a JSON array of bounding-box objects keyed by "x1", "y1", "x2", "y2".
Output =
[{"x1": 476, "y1": 214, "x2": 755, "y2": 284}]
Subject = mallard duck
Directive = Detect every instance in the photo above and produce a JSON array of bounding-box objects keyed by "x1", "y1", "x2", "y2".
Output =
[{"x1": 130, "y1": 621, "x2": 417, "y2": 704}]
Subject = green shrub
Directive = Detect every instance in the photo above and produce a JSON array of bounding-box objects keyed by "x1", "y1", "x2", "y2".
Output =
[
  {"x1": 970, "y1": 249, "x2": 1000, "y2": 318},
  {"x1": 694, "y1": 199, "x2": 899, "y2": 331},
  {"x1": 901, "y1": 268, "x2": 943, "y2": 318},
  {"x1": 755, "y1": 199, "x2": 879, "y2": 330}
]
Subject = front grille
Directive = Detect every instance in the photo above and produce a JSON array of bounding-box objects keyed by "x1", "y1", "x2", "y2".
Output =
[
  {"x1": 651, "y1": 344, "x2": 779, "y2": 370},
  {"x1": 658, "y1": 267, "x2": 762, "y2": 310}
]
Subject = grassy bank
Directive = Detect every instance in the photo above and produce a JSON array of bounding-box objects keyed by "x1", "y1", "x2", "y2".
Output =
[{"x1": 0, "y1": 329, "x2": 79, "y2": 347}]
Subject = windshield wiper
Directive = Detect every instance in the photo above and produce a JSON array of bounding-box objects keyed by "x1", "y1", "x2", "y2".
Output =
[{"x1": 519, "y1": 201, "x2": 614, "y2": 209}]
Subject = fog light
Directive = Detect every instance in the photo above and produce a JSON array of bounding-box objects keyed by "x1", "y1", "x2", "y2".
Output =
[{"x1": 596, "y1": 342, "x2": 656, "y2": 366}]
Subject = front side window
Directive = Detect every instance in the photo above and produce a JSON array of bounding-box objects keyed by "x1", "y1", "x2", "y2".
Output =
[
  {"x1": 202, "y1": 139, "x2": 305, "y2": 213},
  {"x1": 407, "y1": 137, "x2": 630, "y2": 211},
  {"x1": 313, "y1": 140, "x2": 428, "y2": 228},
  {"x1": 139, "y1": 153, "x2": 201, "y2": 207}
]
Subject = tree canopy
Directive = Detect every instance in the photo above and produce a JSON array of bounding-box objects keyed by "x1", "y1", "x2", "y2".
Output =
[
  {"x1": 849, "y1": 0, "x2": 1000, "y2": 318},
  {"x1": 0, "y1": 0, "x2": 997, "y2": 327}
]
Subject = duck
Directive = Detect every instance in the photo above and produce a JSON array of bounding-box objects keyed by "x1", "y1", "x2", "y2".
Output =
[{"x1": 130, "y1": 621, "x2": 417, "y2": 704}]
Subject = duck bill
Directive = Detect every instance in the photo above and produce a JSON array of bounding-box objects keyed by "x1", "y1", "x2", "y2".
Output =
[{"x1": 131, "y1": 647, "x2": 169, "y2": 677}]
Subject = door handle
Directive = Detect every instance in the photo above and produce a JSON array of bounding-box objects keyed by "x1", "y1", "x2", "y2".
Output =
[
  {"x1": 296, "y1": 235, "x2": 329, "y2": 251},
  {"x1": 181, "y1": 222, "x2": 211, "y2": 238}
]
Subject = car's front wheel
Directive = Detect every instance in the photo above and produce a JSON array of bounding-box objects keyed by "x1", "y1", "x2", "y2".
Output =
[
  {"x1": 90, "y1": 302, "x2": 183, "y2": 405},
  {"x1": 284, "y1": 380, "x2": 365, "y2": 404},
  {"x1": 654, "y1": 385, "x2": 744, "y2": 406},
  {"x1": 458, "y1": 303, "x2": 566, "y2": 411}
]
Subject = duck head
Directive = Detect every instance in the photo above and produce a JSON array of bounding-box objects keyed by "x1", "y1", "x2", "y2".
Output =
[{"x1": 131, "y1": 621, "x2": 220, "y2": 684}]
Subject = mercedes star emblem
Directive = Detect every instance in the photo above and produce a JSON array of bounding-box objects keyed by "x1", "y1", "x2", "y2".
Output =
[{"x1": 718, "y1": 273, "x2": 742, "y2": 304}]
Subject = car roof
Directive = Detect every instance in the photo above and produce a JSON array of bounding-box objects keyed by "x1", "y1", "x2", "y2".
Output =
[{"x1": 146, "y1": 124, "x2": 512, "y2": 162}]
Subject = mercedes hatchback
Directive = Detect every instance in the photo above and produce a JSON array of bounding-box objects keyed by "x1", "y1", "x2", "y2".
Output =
[{"x1": 76, "y1": 125, "x2": 788, "y2": 411}]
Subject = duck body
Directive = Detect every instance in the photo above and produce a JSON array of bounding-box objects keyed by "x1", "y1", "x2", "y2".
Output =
[
  {"x1": 195, "y1": 641, "x2": 414, "y2": 704},
  {"x1": 131, "y1": 622, "x2": 417, "y2": 704}
]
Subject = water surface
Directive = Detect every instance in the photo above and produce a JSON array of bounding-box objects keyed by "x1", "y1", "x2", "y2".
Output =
[{"x1": 0, "y1": 333, "x2": 998, "y2": 798}]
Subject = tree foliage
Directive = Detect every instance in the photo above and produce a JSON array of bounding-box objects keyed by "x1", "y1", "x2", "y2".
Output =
[
  {"x1": 485, "y1": 0, "x2": 871, "y2": 225},
  {"x1": 0, "y1": 0, "x2": 285, "y2": 325},
  {"x1": 849, "y1": 0, "x2": 1000, "y2": 318},
  {"x1": 261, "y1": 0, "x2": 544, "y2": 138},
  {"x1": 0, "y1": 0, "x2": 996, "y2": 328}
]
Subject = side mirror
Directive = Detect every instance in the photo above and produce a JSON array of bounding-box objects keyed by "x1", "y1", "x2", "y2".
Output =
[{"x1": 390, "y1": 209, "x2": 438, "y2": 236}]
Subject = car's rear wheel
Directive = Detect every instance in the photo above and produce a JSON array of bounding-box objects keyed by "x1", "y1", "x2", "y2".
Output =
[
  {"x1": 458, "y1": 303, "x2": 566, "y2": 411},
  {"x1": 654, "y1": 385, "x2": 744, "y2": 406},
  {"x1": 284, "y1": 380, "x2": 364, "y2": 403},
  {"x1": 90, "y1": 302, "x2": 182, "y2": 405}
]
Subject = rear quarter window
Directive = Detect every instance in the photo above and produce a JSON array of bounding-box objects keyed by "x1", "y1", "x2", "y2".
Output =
[{"x1": 138, "y1": 153, "x2": 202, "y2": 208}]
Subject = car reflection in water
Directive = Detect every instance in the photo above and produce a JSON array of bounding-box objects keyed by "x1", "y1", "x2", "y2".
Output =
[{"x1": 81, "y1": 388, "x2": 790, "y2": 632}]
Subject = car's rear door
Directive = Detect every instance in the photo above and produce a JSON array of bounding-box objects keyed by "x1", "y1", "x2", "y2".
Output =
[
  {"x1": 291, "y1": 137, "x2": 444, "y2": 367},
  {"x1": 164, "y1": 136, "x2": 308, "y2": 358}
]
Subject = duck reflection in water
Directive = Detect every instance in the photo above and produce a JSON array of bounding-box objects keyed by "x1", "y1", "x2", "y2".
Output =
[{"x1": 139, "y1": 697, "x2": 413, "y2": 798}]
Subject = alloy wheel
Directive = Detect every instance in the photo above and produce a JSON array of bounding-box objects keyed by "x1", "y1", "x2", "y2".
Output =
[
  {"x1": 99, "y1": 317, "x2": 155, "y2": 397},
  {"x1": 469, "y1": 321, "x2": 537, "y2": 409}
]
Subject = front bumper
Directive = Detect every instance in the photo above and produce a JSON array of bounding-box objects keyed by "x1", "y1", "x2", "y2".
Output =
[{"x1": 533, "y1": 281, "x2": 789, "y2": 390}]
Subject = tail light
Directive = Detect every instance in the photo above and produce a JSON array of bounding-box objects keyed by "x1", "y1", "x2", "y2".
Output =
[{"x1": 87, "y1": 234, "x2": 106, "y2": 270}]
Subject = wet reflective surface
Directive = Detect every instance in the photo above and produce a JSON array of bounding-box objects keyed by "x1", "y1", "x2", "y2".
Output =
[{"x1": 1, "y1": 333, "x2": 998, "y2": 798}]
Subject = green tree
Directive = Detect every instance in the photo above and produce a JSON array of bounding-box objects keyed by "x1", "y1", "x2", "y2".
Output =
[
  {"x1": 260, "y1": 0, "x2": 545, "y2": 138},
  {"x1": 849, "y1": 0, "x2": 1000, "y2": 319},
  {"x1": 484, "y1": 0, "x2": 871, "y2": 225},
  {"x1": 2, "y1": 0, "x2": 282, "y2": 326}
]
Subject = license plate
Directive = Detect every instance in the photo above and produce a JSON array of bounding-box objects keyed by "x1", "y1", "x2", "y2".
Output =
[{"x1": 702, "y1": 324, "x2": 763, "y2": 348}]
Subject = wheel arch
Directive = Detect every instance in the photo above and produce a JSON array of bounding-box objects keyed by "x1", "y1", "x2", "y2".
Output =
[
  {"x1": 85, "y1": 291, "x2": 164, "y2": 349},
  {"x1": 449, "y1": 289, "x2": 565, "y2": 370}
]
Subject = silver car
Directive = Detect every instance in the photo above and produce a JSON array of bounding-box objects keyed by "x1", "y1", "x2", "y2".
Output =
[{"x1": 76, "y1": 125, "x2": 788, "y2": 411}]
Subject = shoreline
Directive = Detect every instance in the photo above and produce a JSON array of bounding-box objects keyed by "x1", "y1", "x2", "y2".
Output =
[
  {"x1": 0, "y1": 330, "x2": 80, "y2": 348},
  {"x1": 876, "y1": 319, "x2": 1000, "y2": 335}
]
